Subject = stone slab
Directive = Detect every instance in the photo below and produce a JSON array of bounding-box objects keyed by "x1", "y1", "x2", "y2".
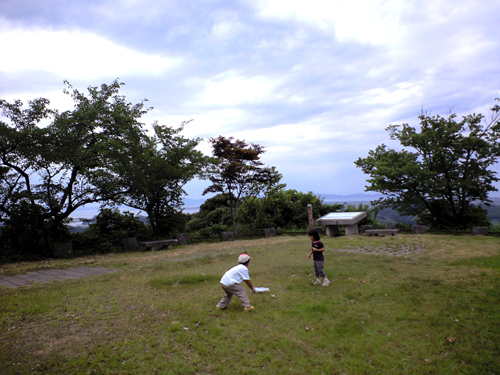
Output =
[
  {"x1": 176, "y1": 233, "x2": 190, "y2": 245},
  {"x1": 0, "y1": 267, "x2": 121, "y2": 289},
  {"x1": 365, "y1": 229, "x2": 399, "y2": 237},
  {"x1": 140, "y1": 239, "x2": 178, "y2": 250},
  {"x1": 316, "y1": 212, "x2": 367, "y2": 226},
  {"x1": 264, "y1": 228, "x2": 276, "y2": 238},
  {"x1": 221, "y1": 231, "x2": 234, "y2": 242},
  {"x1": 122, "y1": 237, "x2": 138, "y2": 252},
  {"x1": 472, "y1": 227, "x2": 488, "y2": 236},
  {"x1": 412, "y1": 225, "x2": 426, "y2": 234}
]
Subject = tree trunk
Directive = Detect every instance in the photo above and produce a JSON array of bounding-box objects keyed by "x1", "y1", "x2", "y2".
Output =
[{"x1": 230, "y1": 200, "x2": 238, "y2": 236}]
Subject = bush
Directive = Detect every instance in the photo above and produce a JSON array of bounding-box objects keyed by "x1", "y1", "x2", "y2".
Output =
[{"x1": 72, "y1": 208, "x2": 151, "y2": 248}]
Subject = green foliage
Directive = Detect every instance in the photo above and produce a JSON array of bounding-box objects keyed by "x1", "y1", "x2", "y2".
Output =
[
  {"x1": 0, "y1": 80, "x2": 149, "y2": 255},
  {"x1": 186, "y1": 194, "x2": 232, "y2": 232},
  {"x1": 0, "y1": 80, "x2": 204, "y2": 255},
  {"x1": 189, "y1": 191, "x2": 378, "y2": 233},
  {"x1": 0, "y1": 202, "x2": 71, "y2": 259},
  {"x1": 204, "y1": 136, "x2": 283, "y2": 235},
  {"x1": 119, "y1": 121, "x2": 208, "y2": 238},
  {"x1": 185, "y1": 195, "x2": 233, "y2": 236},
  {"x1": 72, "y1": 208, "x2": 150, "y2": 248},
  {"x1": 238, "y1": 189, "x2": 343, "y2": 229},
  {"x1": 355, "y1": 100, "x2": 500, "y2": 229}
]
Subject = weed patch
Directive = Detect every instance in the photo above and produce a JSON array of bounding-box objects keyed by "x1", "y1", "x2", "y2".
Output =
[
  {"x1": 1, "y1": 235, "x2": 500, "y2": 374},
  {"x1": 148, "y1": 274, "x2": 219, "y2": 288}
]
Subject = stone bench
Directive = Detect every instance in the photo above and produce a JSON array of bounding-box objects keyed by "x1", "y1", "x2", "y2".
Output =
[
  {"x1": 140, "y1": 239, "x2": 178, "y2": 251},
  {"x1": 365, "y1": 229, "x2": 399, "y2": 237}
]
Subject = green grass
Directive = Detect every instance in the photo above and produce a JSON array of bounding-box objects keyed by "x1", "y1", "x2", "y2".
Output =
[{"x1": 1, "y1": 235, "x2": 499, "y2": 374}]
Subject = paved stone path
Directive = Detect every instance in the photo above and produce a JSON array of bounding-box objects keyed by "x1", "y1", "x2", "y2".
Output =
[{"x1": 0, "y1": 267, "x2": 121, "y2": 289}]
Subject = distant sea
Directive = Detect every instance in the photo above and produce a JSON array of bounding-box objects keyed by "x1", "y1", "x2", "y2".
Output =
[{"x1": 68, "y1": 192, "x2": 500, "y2": 225}]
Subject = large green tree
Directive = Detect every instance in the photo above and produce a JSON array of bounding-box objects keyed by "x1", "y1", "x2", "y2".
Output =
[
  {"x1": 0, "y1": 80, "x2": 148, "y2": 255},
  {"x1": 119, "y1": 120, "x2": 207, "y2": 238},
  {"x1": 203, "y1": 136, "x2": 282, "y2": 235},
  {"x1": 239, "y1": 166, "x2": 285, "y2": 232},
  {"x1": 355, "y1": 100, "x2": 500, "y2": 229},
  {"x1": 240, "y1": 189, "x2": 344, "y2": 230}
]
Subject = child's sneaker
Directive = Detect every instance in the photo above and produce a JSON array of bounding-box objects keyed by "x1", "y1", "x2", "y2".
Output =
[
  {"x1": 216, "y1": 305, "x2": 226, "y2": 310},
  {"x1": 312, "y1": 279, "x2": 321, "y2": 285},
  {"x1": 322, "y1": 279, "x2": 330, "y2": 287},
  {"x1": 243, "y1": 306, "x2": 254, "y2": 312}
]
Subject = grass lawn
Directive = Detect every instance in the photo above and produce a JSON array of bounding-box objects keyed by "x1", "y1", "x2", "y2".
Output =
[{"x1": 1, "y1": 234, "x2": 499, "y2": 374}]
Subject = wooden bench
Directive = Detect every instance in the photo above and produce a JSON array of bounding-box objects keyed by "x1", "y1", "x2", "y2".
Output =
[
  {"x1": 140, "y1": 239, "x2": 178, "y2": 251},
  {"x1": 365, "y1": 229, "x2": 399, "y2": 237}
]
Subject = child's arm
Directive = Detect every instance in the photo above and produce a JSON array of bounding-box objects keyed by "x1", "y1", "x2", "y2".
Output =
[
  {"x1": 244, "y1": 279, "x2": 256, "y2": 293},
  {"x1": 308, "y1": 246, "x2": 324, "y2": 258}
]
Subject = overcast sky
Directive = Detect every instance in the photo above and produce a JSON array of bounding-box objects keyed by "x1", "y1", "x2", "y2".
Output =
[{"x1": 2, "y1": 0, "x2": 500, "y2": 207}]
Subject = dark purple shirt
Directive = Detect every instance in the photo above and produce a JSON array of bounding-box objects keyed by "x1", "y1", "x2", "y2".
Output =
[{"x1": 312, "y1": 240, "x2": 324, "y2": 261}]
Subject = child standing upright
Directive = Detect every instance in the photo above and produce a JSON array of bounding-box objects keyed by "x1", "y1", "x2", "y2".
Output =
[{"x1": 307, "y1": 229, "x2": 330, "y2": 286}]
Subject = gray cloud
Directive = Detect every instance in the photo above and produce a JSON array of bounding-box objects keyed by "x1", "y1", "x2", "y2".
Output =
[{"x1": 1, "y1": 0, "x2": 500, "y2": 202}]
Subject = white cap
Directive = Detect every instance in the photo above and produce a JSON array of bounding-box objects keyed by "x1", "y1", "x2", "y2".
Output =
[{"x1": 238, "y1": 253, "x2": 251, "y2": 263}]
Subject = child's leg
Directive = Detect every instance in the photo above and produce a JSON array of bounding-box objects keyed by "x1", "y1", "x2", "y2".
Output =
[
  {"x1": 316, "y1": 261, "x2": 326, "y2": 279},
  {"x1": 313, "y1": 262, "x2": 320, "y2": 278},
  {"x1": 316, "y1": 261, "x2": 330, "y2": 286},
  {"x1": 217, "y1": 284, "x2": 234, "y2": 309},
  {"x1": 313, "y1": 262, "x2": 321, "y2": 284},
  {"x1": 231, "y1": 283, "x2": 251, "y2": 308}
]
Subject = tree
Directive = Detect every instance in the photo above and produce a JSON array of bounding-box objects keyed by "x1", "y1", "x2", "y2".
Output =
[
  {"x1": 0, "y1": 80, "x2": 149, "y2": 255},
  {"x1": 73, "y1": 208, "x2": 150, "y2": 248},
  {"x1": 118, "y1": 121, "x2": 208, "y2": 238},
  {"x1": 354, "y1": 100, "x2": 500, "y2": 229},
  {"x1": 203, "y1": 136, "x2": 282, "y2": 235},
  {"x1": 238, "y1": 189, "x2": 345, "y2": 230},
  {"x1": 185, "y1": 193, "x2": 232, "y2": 235},
  {"x1": 239, "y1": 166, "x2": 285, "y2": 232}
]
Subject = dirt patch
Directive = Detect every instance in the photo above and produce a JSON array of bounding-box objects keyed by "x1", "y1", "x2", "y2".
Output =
[{"x1": 329, "y1": 245, "x2": 426, "y2": 257}]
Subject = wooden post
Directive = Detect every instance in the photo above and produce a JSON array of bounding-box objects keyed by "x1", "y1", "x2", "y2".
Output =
[{"x1": 307, "y1": 204, "x2": 314, "y2": 230}]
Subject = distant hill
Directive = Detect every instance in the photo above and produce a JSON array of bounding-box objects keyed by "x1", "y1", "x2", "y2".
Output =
[{"x1": 317, "y1": 194, "x2": 500, "y2": 225}]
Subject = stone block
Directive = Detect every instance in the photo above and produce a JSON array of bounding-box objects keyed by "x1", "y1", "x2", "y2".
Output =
[
  {"x1": 472, "y1": 227, "x2": 488, "y2": 236},
  {"x1": 344, "y1": 224, "x2": 359, "y2": 235},
  {"x1": 221, "y1": 231, "x2": 234, "y2": 242},
  {"x1": 360, "y1": 225, "x2": 373, "y2": 234},
  {"x1": 325, "y1": 225, "x2": 340, "y2": 237},
  {"x1": 55, "y1": 243, "x2": 74, "y2": 259},
  {"x1": 412, "y1": 225, "x2": 426, "y2": 234},
  {"x1": 264, "y1": 228, "x2": 276, "y2": 238},
  {"x1": 312, "y1": 227, "x2": 323, "y2": 234},
  {"x1": 122, "y1": 237, "x2": 138, "y2": 252},
  {"x1": 176, "y1": 233, "x2": 190, "y2": 245}
]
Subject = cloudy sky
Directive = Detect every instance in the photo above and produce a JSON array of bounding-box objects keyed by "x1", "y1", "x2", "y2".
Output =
[{"x1": 1, "y1": 0, "x2": 500, "y2": 208}]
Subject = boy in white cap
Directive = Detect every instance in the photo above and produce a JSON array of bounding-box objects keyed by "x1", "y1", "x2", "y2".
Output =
[{"x1": 216, "y1": 253, "x2": 256, "y2": 312}]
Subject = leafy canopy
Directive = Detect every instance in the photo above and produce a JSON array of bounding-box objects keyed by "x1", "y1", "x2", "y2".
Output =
[
  {"x1": 355, "y1": 99, "x2": 500, "y2": 229},
  {"x1": 203, "y1": 136, "x2": 282, "y2": 235},
  {"x1": 118, "y1": 120, "x2": 207, "y2": 238},
  {"x1": 0, "y1": 80, "x2": 149, "y2": 254}
]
